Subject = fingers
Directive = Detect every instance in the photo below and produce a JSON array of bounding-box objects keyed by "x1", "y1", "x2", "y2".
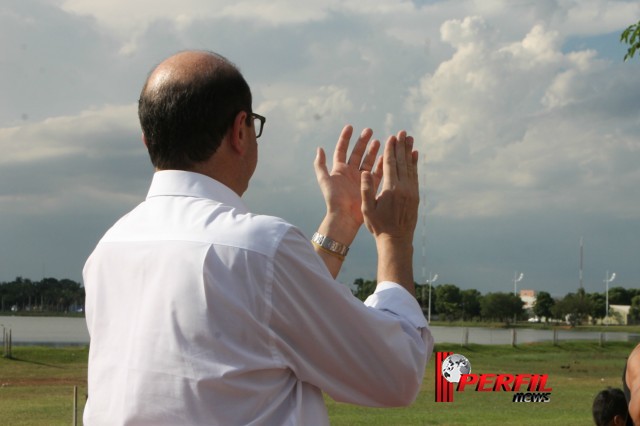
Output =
[
  {"x1": 381, "y1": 131, "x2": 418, "y2": 185},
  {"x1": 346, "y1": 128, "x2": 374, "y2": 169},
  {"x1": 382, "y1": 135, "x2": 398, "y2": 189},
  {"x1": 361, "y1": 131, "x2": 420, "y2": 245},
  {"x1": 372, "y1": 155, "x2": 384, "y2": 189},
  {"x1": 333, "y1": 125, "x2": 353, "y2": 165},
  {"x1": 359, "y1": 138, "x2": 380, "y2": 172},
  {"x1": 410, "y1": 148, "x2": 419, "y2": 182},
  {"x1": 333, "y1": 125, "x2": 380, "y2": 172},
  {"x1": 360, "y1": 171, "x2": 376, "y2": 222},
  {"x1": 395, "y1": 130, "x2": 409, "y2": 180},
  {"x1": 328, "y1": 126, "x2": 416, "y2": 182}
]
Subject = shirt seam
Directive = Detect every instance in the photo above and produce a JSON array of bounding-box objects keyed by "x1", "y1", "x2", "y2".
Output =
[{"x1": 265, "y1": 231, "x2": 287, "y2": 368}]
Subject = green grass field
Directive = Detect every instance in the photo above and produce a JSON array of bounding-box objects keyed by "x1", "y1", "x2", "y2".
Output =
[
  {"x1": 0, "y1": 341, "x2": 635, "y2": 425},
  {"x1": 0, "y1": 346, "x2": 88, "y2": 425},
  {"x1": 326, "y1": 341, "x2": 635, "y2": 426}
]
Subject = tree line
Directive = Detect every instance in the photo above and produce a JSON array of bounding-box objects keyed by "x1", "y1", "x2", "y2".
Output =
[
  {"x1": 353, "y1": 278, "x2": 640, "y2": 326},
  {"x1": 4, "y1": 274, "x2": 639, "y2": 325},
  {"x1": 0, "y1": 277, "x2": 84, "y2": 314}
]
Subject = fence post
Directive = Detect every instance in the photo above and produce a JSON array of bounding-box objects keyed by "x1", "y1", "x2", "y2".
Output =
[
  {"x1": 461, "y1": 328, "x2": 469, "y2": 347},
  {"x1": 553, "y1": 329, "x2": 558, "y2": 346},
  {"x1": 72, "y1": 386, "x2": 78, "y2": 426},
  {"x1": 599, "y1": 332, "x2": 605, "y2": 347},
  {"x1": 511, "y1": 329, "x2": 517, "y2": 347},
  {"x1": 3, "y1": 328, "x2": 11, "y2": 359}
]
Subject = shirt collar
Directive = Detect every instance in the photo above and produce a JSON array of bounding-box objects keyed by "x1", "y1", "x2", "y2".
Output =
[{"x1": 146, "y1": 170, "x2": 249, "y2": 212}]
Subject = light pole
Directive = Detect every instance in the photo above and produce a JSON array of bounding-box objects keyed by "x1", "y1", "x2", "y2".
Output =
[
  {"x1": 605, "y1": 270, "x2": 616, "y2": 325},
  {"x1": 513, "y1": 272, "x2": 524, "y2": 324},
  {"x1": 428, "y1": 273, "x2": 438, "y2": 323},
  {"x1": 513, "y1": 272, "x2": 524, "y2": 296}
]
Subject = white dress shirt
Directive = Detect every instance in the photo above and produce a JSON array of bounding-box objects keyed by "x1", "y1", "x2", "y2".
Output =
[{"x1": 83, "y1": 170, "x2": 433, "y2": 425}]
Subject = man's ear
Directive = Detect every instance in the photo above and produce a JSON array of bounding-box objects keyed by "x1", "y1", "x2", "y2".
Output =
[
  {"x1": 142, "y1": 133, "x2": 149, "y2": 149},
  {"x1": 612, "y1": 414, "x2": 626, "y2": 426},
  {"x1": 228, "y1": 111, "x2": 249, "y2": 155}
]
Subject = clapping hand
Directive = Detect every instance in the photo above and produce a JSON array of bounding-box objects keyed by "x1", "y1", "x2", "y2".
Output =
[
  {"x1": 312, "y1": 125, "x2": 383, "y2": 277},
  {"x1": 361, "y1": 130, "x2": 419, "y2": 241},
  {"x1": 314, "y1": 125, "x2": 383, "y2": 234},
  {"x1": 361, "y1": 131, "x2": 419, "y2": 291}
]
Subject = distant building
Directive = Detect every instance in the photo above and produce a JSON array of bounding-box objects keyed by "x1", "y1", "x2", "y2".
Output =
[
  {"x1": 606, "y1": 305, "x2": 630, "y2": 325},
  {"x1": 519, "y1": 289, "x2": 536, "y2": 310}
]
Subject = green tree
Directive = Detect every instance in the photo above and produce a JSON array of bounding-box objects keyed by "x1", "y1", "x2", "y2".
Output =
[
  {"x1": 608, "y1": 286, "x2": 631, "y2": 305},
  {"x1": 435, "y1": 284, "x2": 462, "y2": 321},
  {"x1": 415, "y1": 282, "x2": 428, "y2": 311},
  {"x1": 621, "y1": 20, "x2": 640, "y2": 61},
  {"x1": 629, "y1": 288, "x2": 640, "y2": 299},
  {"x1": 587, "y1": 292, "x2": 607, "y2": 325},
  {"x1": 352, "y1": 278, "x2": 376, "y2": 301},
  {"x1": 552, "y1": 289, "x2": 591, "y2": 326},
  {"x1": 630, "y1": 295, "x2": 640, "y2": 324},
  {"x1": 480, "y1": 292, "x2": 523, "y2": 324},
  {"x1": 461, "y1": 289, "x2": 482, "y2": 321},
  {"x1": 0, "y1": 276, "x2": 84, "y2": 313},
  {"x1": 532, "y1": 291, "x2": 554, "y2": 322}
]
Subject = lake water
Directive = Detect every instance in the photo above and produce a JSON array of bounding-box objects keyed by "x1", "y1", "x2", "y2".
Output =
[
  {"x1": 0, "y1": 316, "x2": 89, "y2": 345},
  {"x1": 1, "y1": 316, "x2": 638, "y2": 346}
]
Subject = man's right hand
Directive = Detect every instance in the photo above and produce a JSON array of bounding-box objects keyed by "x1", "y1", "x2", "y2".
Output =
[{"x1": 360, "y1": 131, "x2": 419, "y2": 294}]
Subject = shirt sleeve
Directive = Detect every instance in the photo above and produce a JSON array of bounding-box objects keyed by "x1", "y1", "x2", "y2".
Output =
[
  {"x1": 267, "y1": 226, "x2": 434, "y2": 407},
  {"x1": 364, "y1": 281, "x2": 433, "y2": 351}
]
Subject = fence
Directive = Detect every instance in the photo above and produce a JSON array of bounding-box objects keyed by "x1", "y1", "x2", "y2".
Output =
[{"x1": 430, "y1": 326, "x2": 640, "y2": 347}]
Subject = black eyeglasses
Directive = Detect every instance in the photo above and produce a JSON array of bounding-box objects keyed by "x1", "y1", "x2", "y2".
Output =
[{"x1": 251, "y1": 113, "x2": 266, "y2": 138}]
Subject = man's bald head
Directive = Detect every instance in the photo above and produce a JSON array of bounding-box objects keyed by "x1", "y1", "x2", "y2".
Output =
[{"x1": 138, "y1": 50, "x2": 252, "y2": 170}]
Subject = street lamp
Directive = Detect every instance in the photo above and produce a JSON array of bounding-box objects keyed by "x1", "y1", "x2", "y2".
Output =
[
  {"x1": 428, "y1": 273, "x2": 438, "y2": 323},
  {"x1": 512, "y1": 272, "x2": 524, "y2": 324},
  {"x1": 513, "y1": 272, "x2": 524, "y2": 296},
  {"x1": 605, "y1": 270, "x2": 616, "y2": 325}
]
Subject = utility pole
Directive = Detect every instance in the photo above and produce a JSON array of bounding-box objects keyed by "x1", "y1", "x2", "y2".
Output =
[{"x1": 428, "y1": 272, "x2": 438, "y2": 323}]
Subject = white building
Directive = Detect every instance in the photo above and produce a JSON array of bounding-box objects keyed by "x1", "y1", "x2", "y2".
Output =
[
  {"x1": 519, "y1": 289, "x2": 536, "y2": 310},
  {"x1": 604, "y1": 304, "x2": 631, "y2": 325}
]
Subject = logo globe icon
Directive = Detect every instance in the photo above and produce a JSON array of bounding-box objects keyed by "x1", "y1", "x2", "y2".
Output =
[{"x1": 441, "y1": 354, "x2": 472, "y2": 383}]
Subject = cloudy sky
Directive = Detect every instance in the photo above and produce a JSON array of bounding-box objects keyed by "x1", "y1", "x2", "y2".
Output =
[{"x1": 1, "y1": 0, "x2": 639, "y2": 297}]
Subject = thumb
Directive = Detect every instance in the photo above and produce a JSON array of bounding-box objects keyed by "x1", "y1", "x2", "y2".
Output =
[{"x1": 314, "y1": 147, "x2": 329, "y2": 183}]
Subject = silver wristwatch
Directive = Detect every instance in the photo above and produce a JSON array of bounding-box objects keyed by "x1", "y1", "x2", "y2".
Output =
[{"x1": 311, "y1": 232, "x2": 349, "y2": 258}]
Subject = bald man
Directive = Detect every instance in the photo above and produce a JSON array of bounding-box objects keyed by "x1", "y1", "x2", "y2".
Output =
[{"x1": 83, "y1": 50, "x2": 433, "y2": 425}]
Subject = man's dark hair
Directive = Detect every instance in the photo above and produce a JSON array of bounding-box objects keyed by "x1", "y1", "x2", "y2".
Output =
[
  {"x1": 593, "y1": 387, "x2": 628, "y2": 426},
  {"x1": 138, "y1": 51, "x2": 252, "y2": 170}
]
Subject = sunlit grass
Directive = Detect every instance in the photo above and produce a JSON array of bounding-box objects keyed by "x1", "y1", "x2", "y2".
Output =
[
  {"x1": 0, "y1": 342, "x2": 635, "y2": 425},
  {"x1": 326, "y1": 341, "x2": 634, "y2": 426},
  {"x1": 0, "y1": 346, "x2": 87, "y2": 425}
]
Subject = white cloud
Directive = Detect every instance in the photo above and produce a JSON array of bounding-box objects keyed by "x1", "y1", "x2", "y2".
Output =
[
  {"x1": 409, "y1": 16, "x2": 640, "y2": 220},
  {"x1": 60, "y1": 0, "x2": 342, "y2": 41},
  {"x1": 563, "y1": 0, "x2": 640, "y2": 34}
]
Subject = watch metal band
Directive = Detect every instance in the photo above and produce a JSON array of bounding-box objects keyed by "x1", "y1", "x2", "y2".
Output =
[{"x1": 311, "y1": 232, "x2": 349, "y2": 258}]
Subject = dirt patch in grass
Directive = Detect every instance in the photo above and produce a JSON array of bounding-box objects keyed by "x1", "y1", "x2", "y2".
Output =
[{"x1": 1, "y1": 377, "x2": 85, "y2": 387}]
